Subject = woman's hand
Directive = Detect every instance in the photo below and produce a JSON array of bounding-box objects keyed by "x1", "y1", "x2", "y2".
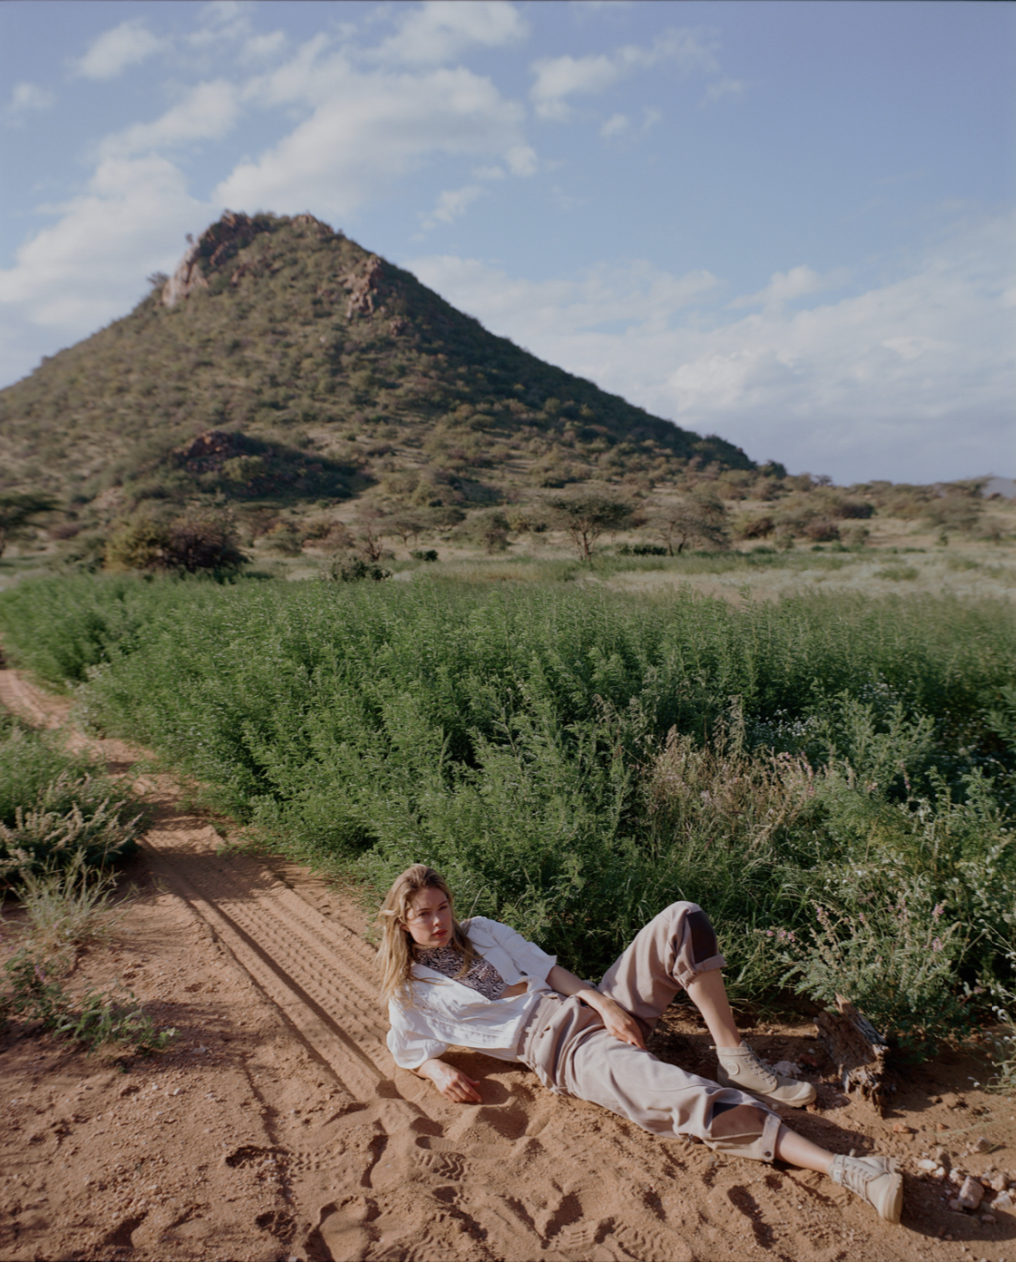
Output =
[
  {"x1": 418, "y1": 1058, "x2": 482, "y2": 1103},
  {"x1": 582, "y1": 992, "x2": 646, "y2": 1049},
  {"x1": 546, "y1": 964, "x2": 646, "y2": 1050}
]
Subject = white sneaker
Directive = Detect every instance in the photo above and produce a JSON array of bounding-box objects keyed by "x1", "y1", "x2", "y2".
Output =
[
  {"x1": 828, "y1": 1153, "x2": 903, "y2": 1223},
  {"x1": 714, "y1": 1042, "x2": 817, "y2": 1107}
]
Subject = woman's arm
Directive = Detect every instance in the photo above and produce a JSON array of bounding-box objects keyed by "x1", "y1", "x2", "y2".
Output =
[
  {"x1": 416, "y1": 1057, "x2": 482, "y2": 1103},
  {"x1": 547, "y1": 964, "x2": 646, "y2": 1050}
]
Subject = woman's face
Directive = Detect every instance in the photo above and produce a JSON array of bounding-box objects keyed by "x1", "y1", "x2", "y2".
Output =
[{"x1": 403, "y1": 886, "x2": 453, "y2": 949}]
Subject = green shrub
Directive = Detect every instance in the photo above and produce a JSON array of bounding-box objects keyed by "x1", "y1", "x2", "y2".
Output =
[
  {"x1": 324, "y1": 556, "x2": 391, "y2": 582},
  {"x1": 0, "y1": 712, "x2": 143, "y2": 877},
  {"x1": 0, "y1": 572, "x2": 1013, "y2": 1049},
  {"x1": 105, "y1": 510, "x2": 247, "y2": 575},
  {"x1": 1, "y1": 949, "x2": 174, "y2": 1055},
  {"x1": 14, "y1": 851, "x2": 127, "y2": 960}
]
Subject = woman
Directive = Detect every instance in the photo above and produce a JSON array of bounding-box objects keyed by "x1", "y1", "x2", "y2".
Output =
[{"x1": 379, "y1": 864, "x2": 902, "y2": 1224}]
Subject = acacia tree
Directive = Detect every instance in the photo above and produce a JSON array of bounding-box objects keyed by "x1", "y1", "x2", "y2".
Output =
[
  {"x1": 352, "y1": 507, "x2": 390, "y2": 562},
  {"x1": 650, "y1": 491, "x2": 729, "y2": 555},
  {"x1": 544, "y1": 489, "x2": 634, "y2": 561},
  {"x1": 0, "y1": 493, "x2": 57, "y2": 558},
  {"x1": 104, "y1": 510, "x2": 247, "y2": 574}
]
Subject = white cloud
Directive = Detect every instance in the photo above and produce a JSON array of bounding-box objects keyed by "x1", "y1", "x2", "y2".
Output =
[
  {"x1": 704, "y1": 77, "x2": 745, "y2": 104},
  {"x1": 532, "y1": 54, "x2": 619, "y2": 120},
  {"x1": 505, "y1": 144, "x2": 538, "y2": 176},
  {"x1": 2, "y1": 82, "x2": 56, "y2": 127},
  {"x1": 374, "y1": 0, "x2": 529, "y2": 65},
  {"x1": 200, "y1": 0, "x2": 248, "y2": 25},
  {"x1": 75, "y1": 20, "x2": 166, "y2": 80},
  {"x1": 102, "y1": 81, "x2": 240, "y2": 157},
  {"x1": 600, "y1": 113, "x2": 629, "y2": 139},
  {"x1": 407, "y1": 213, "x2": 1015, "y2": 483},
  {"x1": 241, "y1": 30, "x2": 287, "y2": 64},
  {"x1": 408, "y1": 254, "x2": 719, "y2": 338},
  {"x1": 731, "y1": 265, "x2": 850, "y2": 310},
  {"x1": 420, "y1": 184, "x2": 490, "y2": 231},
  {"x1": 531, "y1": 28, "x2": 717, "y2": 120},
  {"x1": 217, "y1": 53, "x2": 528, "y2": 217},
  {"x1": 0, "y1": 155, "x2": 205, "y2": 338}
]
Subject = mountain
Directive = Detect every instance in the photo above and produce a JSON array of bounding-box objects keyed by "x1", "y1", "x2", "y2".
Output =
[{"x1": 0, "y1": 211, "x2": 759, "y2": 527}]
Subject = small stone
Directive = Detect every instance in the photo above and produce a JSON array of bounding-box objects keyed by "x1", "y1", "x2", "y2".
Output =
[
  {"x1": 949, "y1": 1198, "x2": 963, "y2": 1212},
  {"x1": 937, "y1": 1121, "x2": 949, "y2": 1131},
  {"x1": 892, "y1": 1122, "x2": 913, "y2": 1134},
  {"x1": 772, "y1": 1060, "x2": 801, "y2": 1077},
  {"x1": 934, "y1": 1167, "x2": 947, "y2": 1180},
  {"x1": 959, "y1": 1177, "x2": 985, "y2": 1211},
  {"x1": 918, "y1": 1158, "x2": 938, "y2": 1172},
  {"x1": 934, "y1": 1147, "x2": 950, "y2": 1163},
  {"x1": 994, "y1": 1192, "x2": 1013, "y2": 1211},
  {"x1": 991, "y1": 1174, "x2": 1008, "y2": 1193},
  {"x1": 972, "y1": 1136, "x2": 993, "y2": 1154},
  {"x1": 981, "y1": 1213, "x2": 996, "y2": 1225}
]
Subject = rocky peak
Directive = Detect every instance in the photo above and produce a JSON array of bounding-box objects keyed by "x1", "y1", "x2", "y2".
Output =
[{"x1": 163, "y1": 211, "x2": 338, "y2": 308}]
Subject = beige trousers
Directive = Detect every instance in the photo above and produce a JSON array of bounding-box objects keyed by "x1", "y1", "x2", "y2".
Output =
[{"x1": 519, "y1": 901, "x2": 781, "y2": 1162}]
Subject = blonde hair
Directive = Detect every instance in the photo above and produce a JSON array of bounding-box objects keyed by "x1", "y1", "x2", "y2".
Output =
[{"x1": 377, "y1": 864, "x2": 476, "y2": 1003}]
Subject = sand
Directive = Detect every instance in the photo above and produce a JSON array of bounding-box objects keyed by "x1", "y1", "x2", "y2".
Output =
[{"x1": 2, "y1": 665, "x2": 1016, "y2": 1261}]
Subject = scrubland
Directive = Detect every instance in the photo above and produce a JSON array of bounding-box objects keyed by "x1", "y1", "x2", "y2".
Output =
[{"x1": 1, "y1": 556, "x2": 1013, "y2": 1064}]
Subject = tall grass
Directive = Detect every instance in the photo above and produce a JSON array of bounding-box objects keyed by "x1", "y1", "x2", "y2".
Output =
[{"x1": 1, "y1": 571, "x2": 1013, "y2": 1049}]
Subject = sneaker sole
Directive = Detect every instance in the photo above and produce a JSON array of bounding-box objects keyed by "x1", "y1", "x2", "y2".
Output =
[
  {"x1": 741, "y1": 1081, "x2": 818, "y2": 1108},
  {"x1": 877, "y1": 1172, "x2": 903, "y2": 1224},
  {"x1": 715, "y1": 1069, "x2": 818, "y2": 1108}
]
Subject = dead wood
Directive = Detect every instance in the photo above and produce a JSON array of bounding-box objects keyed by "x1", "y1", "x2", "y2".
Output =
[{"x1": 815, "y1": 994, "x2": 893, "y2": 1115}]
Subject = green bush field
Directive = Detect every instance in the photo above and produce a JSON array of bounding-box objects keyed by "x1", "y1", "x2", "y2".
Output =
[{"x1": 1, "y1": 570, "x2": 1013, "y2": 1057}]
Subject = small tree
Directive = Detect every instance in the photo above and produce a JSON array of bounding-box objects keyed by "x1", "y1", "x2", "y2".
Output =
[
  {"x1": 390, "y1": 511, "x2": 428, "y2": 549},
  {"x1": 0, "y1": 493, "x2": 57, "y2": 558},
  {"x1": 351, "y1": 507, "x2": 391, "y2": 562},
  {"x1": 104, "y1": 511, "x2": 246, "y2": 574},
  {"x1": 459, "y1": 508, "x2": 510, "y2": 553},
  {"x1": 544, "y1": 489, "x2": 634, "y2": 561},
  {"x1": 650, "y1": 492, "x2": 729, "y2": 555}
]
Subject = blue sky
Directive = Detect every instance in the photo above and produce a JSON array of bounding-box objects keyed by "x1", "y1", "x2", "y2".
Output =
[{"x1": 1, "y1": 0, "x2": 1012, "y2": 484}]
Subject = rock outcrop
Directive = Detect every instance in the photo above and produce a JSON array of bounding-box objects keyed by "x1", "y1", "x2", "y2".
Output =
[
  {"x1": 175, "y1": 430, "x2": 245, "y2": 474},
  {"x1": 164, "y1": 211, "x2": 312, "y2": 307},
  {"x1": 162, "y1": 241, "x2": 208, "y2": 309},
  {"x1": 341, "y1": 255, "x2": 385, "y2": 319}
]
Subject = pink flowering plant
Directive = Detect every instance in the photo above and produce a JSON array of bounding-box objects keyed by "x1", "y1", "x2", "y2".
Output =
[{"x1": 781, "y1": 881, "x2": 969, "y2": 1059}]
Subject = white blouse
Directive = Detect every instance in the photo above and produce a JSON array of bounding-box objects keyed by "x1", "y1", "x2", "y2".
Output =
[{"x1": 386, "y1": 916, "x2": 558, "y2": 1070}]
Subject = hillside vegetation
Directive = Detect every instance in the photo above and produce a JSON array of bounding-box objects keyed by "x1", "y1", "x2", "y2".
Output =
[
  {"x1": 0, "y1": 211, "x2": 1010, "y2": 575},
  {"x1": 2, "y1": 571, "x2": 1014, "y2": 1057},
  {"x1": 0, "y1": 212, "x2": 749, "y2": 511}
]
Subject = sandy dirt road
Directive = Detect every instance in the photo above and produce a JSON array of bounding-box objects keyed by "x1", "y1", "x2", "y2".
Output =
[{"x1": 2, "y1": 664, "x2": 1016, "y2": 1261}]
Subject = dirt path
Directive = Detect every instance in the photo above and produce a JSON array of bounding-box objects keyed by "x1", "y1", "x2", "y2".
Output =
[{"x1": 3, "y1": 666, "x2": 1016, "y2": 1261}]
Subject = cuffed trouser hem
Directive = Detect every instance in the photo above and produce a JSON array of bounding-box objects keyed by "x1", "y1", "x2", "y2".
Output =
[
  {"x1": 597, "y1": 901, "x2": 727, "y2": 1040},
  {"x1": 706, "y1": 1108, "x2": 782, "y2": 1163}
]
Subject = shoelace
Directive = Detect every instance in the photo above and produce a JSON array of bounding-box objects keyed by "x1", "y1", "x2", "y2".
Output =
[
  {"x1": 832, "y1": 1157, "x2": 876, "y2": 1195},
  {"x1": 742, "y1": 1047, "x2": 779, "y2": 1087}
]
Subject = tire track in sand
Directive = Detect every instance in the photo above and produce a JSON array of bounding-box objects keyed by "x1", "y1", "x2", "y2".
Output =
[
  {"x1": 0, "y1": 664, "x2": 407, "y2": 1107},
  {"x1": 1, "y1": 662, "x2": 912, "y2": 1262}
]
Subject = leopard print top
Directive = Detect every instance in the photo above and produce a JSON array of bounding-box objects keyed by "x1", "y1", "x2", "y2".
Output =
[{"x1": 415, "y1": 944, "x2": 507, "y2": 1001}]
